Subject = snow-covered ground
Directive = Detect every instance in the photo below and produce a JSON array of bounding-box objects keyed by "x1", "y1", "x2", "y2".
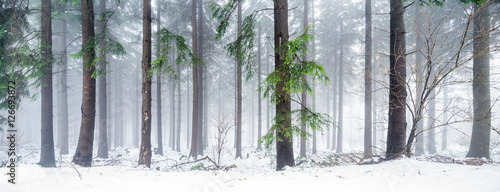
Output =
[{"x1": 1, "y1": 145, "x2": 499, "y2": 192}]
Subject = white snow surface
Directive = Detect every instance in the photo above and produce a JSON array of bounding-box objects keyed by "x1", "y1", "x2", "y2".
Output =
[{"x1": 1, "y1": 146, "x2": 499, "y2": 192}]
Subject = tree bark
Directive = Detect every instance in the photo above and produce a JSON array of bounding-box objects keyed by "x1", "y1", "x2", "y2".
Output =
[
  {"x1": 58, "y1": 8, "x2": 69, "y2": 155},
  {"x1": 257, "y1": 24, "x2": 262, "y2": 151},
  {"x1": 97, "y1": 0, "x2": 108, "y2": 158},
  {"x1": 363, "y1": 0, "x2": 373, "y2": 158},
  {"x1": 414, "y1": 4, "x2": 424, "y2": 156},
  {"x1": 40, "y1": 0, "x2": 55, "y2": 167},
  {"x1": 138, "y1": 0, "x2": 152, "y2": 167},
  {"x1": 197, "y1": 0, "x2": 205, "y2": 155},
  {"x1": 275, "y1": 0, "x2": 294, "y2": 170},
  {"x1": 467, "y1": 4, "x2": 490, "y2": 158},
  {"x1": 336, "y1": 18, "x2": 344, "y2": 153},
  {"x1": 73, "y1": 0, "x2": 96, "y2": 167},
  {"x1": 386, "y1": 0, "x2": 406, "y2": 160},
  {"x1": 176, "y1": 64, "x2": 181, "y2": 152},
  {"x1": 235, "y1": 0, "x2": 243, "y2": 159},
  {"x1": 300, "y1": 0, "x2": 309, "y2": 158},
  {"x1": 189, "y1": 0, "x2": 199, "y2": 159}
]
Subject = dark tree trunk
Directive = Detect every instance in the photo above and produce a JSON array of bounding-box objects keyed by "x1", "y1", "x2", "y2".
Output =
[
  {"x1": 386, "y1": 0, "x2": 406, "y2": 160},
  {"x1": 363, "y1": 0, "x2": 373, "y2": 158},
  {"x1": 235, "y1": 1, "x2": 243, "y2": 159},
  {"x1": 257, "y1": 25, "x2": 262, "y2": 151},
  {"x1": 275, "y1": 0, "x2": 294, "y2": 170},
  {"x1": 300, "y1": 0, "x2": 309, "y2": 158},
  {"x1": 467, "y1": 4, "x2": 490, "y2": 158},
  {"x1": 156, "y1": 0, "x2": 163, "y2": 156},
  {"x1": 97, "y1": 0, "x2": 108, "y2": 158},
  {"x1": 73, "y1": 0, "x2": 96, "y2": 167},
  {"x1": 336, "y1": 19, "x2": 344, "y2": 153},
  {"x1": 189, "y1": 0, "x2": 199, "y2": 159},
  {"x1": 40, "y1": 0, "x2": 55, "y2": 167},
  {"x1": 197, "y1": 0, "x2": 204, "y2": 155},
  {"x1": 138, "y1": 0, "x2": 152, "y2": 167},
  {"x1": 58, "y1": 10, "x2": 69, "y2": 155}
]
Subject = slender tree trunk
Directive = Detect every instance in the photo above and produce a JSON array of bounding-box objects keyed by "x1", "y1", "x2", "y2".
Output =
[
  {"x1": 428, "y1": 89, "x2": 436, "y2": 154},
  {"x1": 414, "y1": 3, "x2": 424, "y2": 156},
  {"x1": 311, "y1": 0, "x2": 317, "y2": 155},
  {"x1": 266, "y1": 44, "x2": 270, "y2": 134},
  {"x1": 176, "y1": 64, "x2": 181, "y2": 152},
  {"x1": 336, "y1": 19, "x2": 344, "y2": 153},
  {"x1": 442, "y1": 84, "x2": 448, "y2": 151},
  {"x1": 197, "y1": 0, "x2": 204, "y2": 155},
  {"x1": 133, "y1": 65, "x2": 140, "y2": 148},
  {"x1": 300, "y1": 0, "x2": 309, "y2": 158},
  {"x1": 386, "y1": 0, "x2": 407, "y2": 160},
  {"x1": 115, "y1": 65, "x2": 123, "y2": 147},
  {"x1": 97, "y1": 0, "x2": 108, "y2": 158},
  {"x1": 138, "y1": 0, "x2": 152, "y2": 167},
  {"x1": 467, "y1": 3, "x2": 490, "y2": 158},
  {"x1": 257, "y1": 25, "x2": 262, "y2": 151},
  {"x1": 363, "y1": 0, "x2": 373, "y2": 158},
  {"x1": 331, "y1": 44, "x2": 337, "y2": 151},
  {"x1": 189, "y1": 0, "x2": 199, "y2": 159},
  {"x1": 235, "y1": 1, "x2": 243, "y2": 159},
  {"x1": 275, "y1": 0, "x2": 294, "y2": 170},
  {"x1": 40, "y1": 0, "x2": 55, "y2": 167},
  {"x1": 155, "y1": 0, "x2": 164, "y2": 155},
  {"x1": 58, "y1": 12, "x2": 69, "y2": 155},
  {"x1": 187, "y1": 67, "x2": 190, "y2": 149},
  {"x1": 73, "y1": 0, "x2": 96, "y2": 167}
]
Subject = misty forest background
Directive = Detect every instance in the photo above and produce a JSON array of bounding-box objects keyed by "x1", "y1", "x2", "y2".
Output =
[{"x1": 1, "y1": 0, "x2": 500, "y2": 170}]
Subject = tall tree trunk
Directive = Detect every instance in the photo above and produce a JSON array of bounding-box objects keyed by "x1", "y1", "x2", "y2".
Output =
[
  {"x1": 235, "y1": 0, "x2": 243, "y2": 159},
  {"x1": 187, "y1": 67, "x2": 190, "y2": 149},
  {"x1": 138, "y1": 0, "x2": 152, "y2": 167},
  {"x1": 58, "y1": 11, "x2": 69, "y2": 155},
  {"x1": 300, "y1": 0, "x2": 309, "y2": 158},
  {"x1": 311, "y1": 0, "x2": 317, "y2": 155},
  {"x1": 189, "y1": 0, "x2": 199, "y2": 159},
  {"x1": 414, "y1": 3, "x2": 424, "y2": 156},
  {"x1": 467, "y1": 3, "x2": 490, "y2": 158},
  {"x1": 336, "y1": 19, "x2": 344, "y2": 153},
  {"x1": 133, "y1": 64, "x2": 140, "y2": 148},
  {"x1": 386, "y1": 0, "x2": 406, "y2": 160},
  {"x1": 73, "y1": 0, "x2": 96, "y2": 167},
  {"x1": 363, "y1": 0, "x2": 373, "y2": 158},
  {"x1": 428, "y1": 89, "x2": 436, "y2": 154},
  {"x1": 176, "y1": 64, "x2": 181, "y2": 152},
  {"x1": 197, "y1": 0, "x2": 205, "y2": 155},
  {"x1": 257, "y1": 25, "x2": 262, "y2": 151},
  {"x1": 115, "y1": 65, "x2": 123, "y2": 147},
  {"x1": 156, "y1": 0, "x2": 164, "y2": 156},
  {"x1": 275, "y1": 0, "x2": 294, "y2": 170},
  {"x1": 97, "y1": 0, "x2": 108, "y2": 158},
  {"x1": 331, "y1": 43, "x2": 337, "y2": 151},
  {"x1": 266, "y1": 44, "x2": 270, "y2": 133},
  {"x1": 40, "y1": 0, "x2": 55, "y2": 167}
]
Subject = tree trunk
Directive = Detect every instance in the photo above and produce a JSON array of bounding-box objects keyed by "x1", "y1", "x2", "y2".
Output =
[
  {"x1": 442, "y1": 84, "x2": 448, "y2": 151},
  {"x1": 336, "y1": 19, "x2": 344, "y2": 153},
  {"x1": 189, "y1": 0, "x2": 199, "y2": 159},
  {"x1": 97, "y1": 0, "x2": 108, "y2": 158},
  {"x1": 176, "y1": 64, "x2": 181, "y2": 152},
  {"x1": 428, "y1": 90, "x2": 436, "y2": 154},
  {"x1": 235, "y1": 1, "x2": 243, "y2": 159},
  {"x1": 363, "y1": 0, "x2": 373, "y2": 158},
  {"x1": 331, "y1": 43, "x2": 337, "y2": 151},
  {"x1": 266, "y1": 44, "x2": 270, "y2": 134},
  {"x1": 275, "y1": 0, "x2": 294, "y2": 170},
  {"x1": 300, "y1": 0, "x2": 309, "y2": 158},
  {"x1": 414, "y1": 3, "x2": 424, "y2": 156},
  {"x1": 155, "y1": 0, "x2": 164, "y2": 156},
  {"x1": 138, "y1": 0, "x2": 152, "y2": 167},
  {"x1": 133, "y1": 64, "x2": 140, "y2": 148},
  {"x1": 311, "y1": 0, "x2": 317, "y2": 155},
  {"x1": 197, "y1": 0, "x2": 204, "y2": 155},
  {"x1": 386, "y1": 0, "x2": 406, "y2": 160},
  {"x1": 58, "y1": 10, "x2": 69, "y2": 155},
  {"x1": 257, "y1": 25, "x2": 262, "y2": 151},
  {"x1": 40, "y1": 0, "x2": 55, "y2": 167},
  {"x1": 73, "y1": 0, "x2": 96, "y2": 167},
  {"x1": 115, "y1": 64, "x2": 123, "y2": 147},
  {"x1": 467, "y1": 4, "x2": 490, "y2": 158}
]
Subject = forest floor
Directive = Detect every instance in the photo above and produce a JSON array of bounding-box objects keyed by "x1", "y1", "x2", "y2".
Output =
[{"x1": 1, "y1": 145, "x2": 499, "y2": 192}]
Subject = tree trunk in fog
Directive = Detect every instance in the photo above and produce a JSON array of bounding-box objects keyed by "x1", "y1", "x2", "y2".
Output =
[
  {"x1": 133, "y1": 66, "x2": 140, "y2": 148},
  {"x1": 300, "y1": 0, "x2": 309, "y2": 158},
  {"x1": 187, "y1": 68, "x2": 190, "y2": 149},
  {"x1": 58, "y1": 12, "x2": 69, "y2": 155},
  {"x1": 467, "y1": 4, "x2": 490, "y2": 158},
  {"x1": 97, "y1": 0, "x2": 108, "y2": 158},
  {"x1": 107, "y1": 70, "x2": 113, "y2": 150},
  {"x1": 336, "y1": 19, "x2": 344, "y2": 153},
  {"x1": 428, "y1": 90, "x2": 436, "y2": 154},
  {"x1": 331, "y1": 43, "x2": 337, "y2": 151},
  {"x1": 73, "y1": 0, "x2": 96, "y2": 167},
  {"x1": 363, "y1": 0, "x2": 373, "y2": 158},
  {"x1": 266, "y1": 45, "x2": 270, "y2": 134},
  {"x1": 197, "y1": 0, "x2": 205, "y2": 155},
  {"x1": 257, "y1": 25, "x2": 262, "y2": 151},
  {"x1": 189, "y1": 0, "x2": 199, "y2": 159},
  {"x1": 311, "y1": 0, "x2": 317, "y2": 155},
  {"x1": 386, "y1": 0, "x2": 406, "y2": 160},
  {"x1": 275, "y1": 0, "x2": 294, "y2": 170},
  {"x1": 115, "y1": 64, "x2": 123, "y2": 147},
  {"x1": 176, "y1": 64, "x2": 181, "y2": 152},
  {"x1": 40, "y1": 0, "x2": 55, "y2": 167},
  {"x1": 442, "y1": 85, "x2": 448, "y2": 151},
  {"x1": 235, "y1": 0, "x2": 243, "y2": 159},
  {"x1": 155, "y1": 0, "x2": 164, "y2": 156},
  {"x1": 138, "y1": 0, "x2": 152, "y2": 167},
  {"x1": 414, "y1": 3, "x2": 424, "y2": 156}
]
